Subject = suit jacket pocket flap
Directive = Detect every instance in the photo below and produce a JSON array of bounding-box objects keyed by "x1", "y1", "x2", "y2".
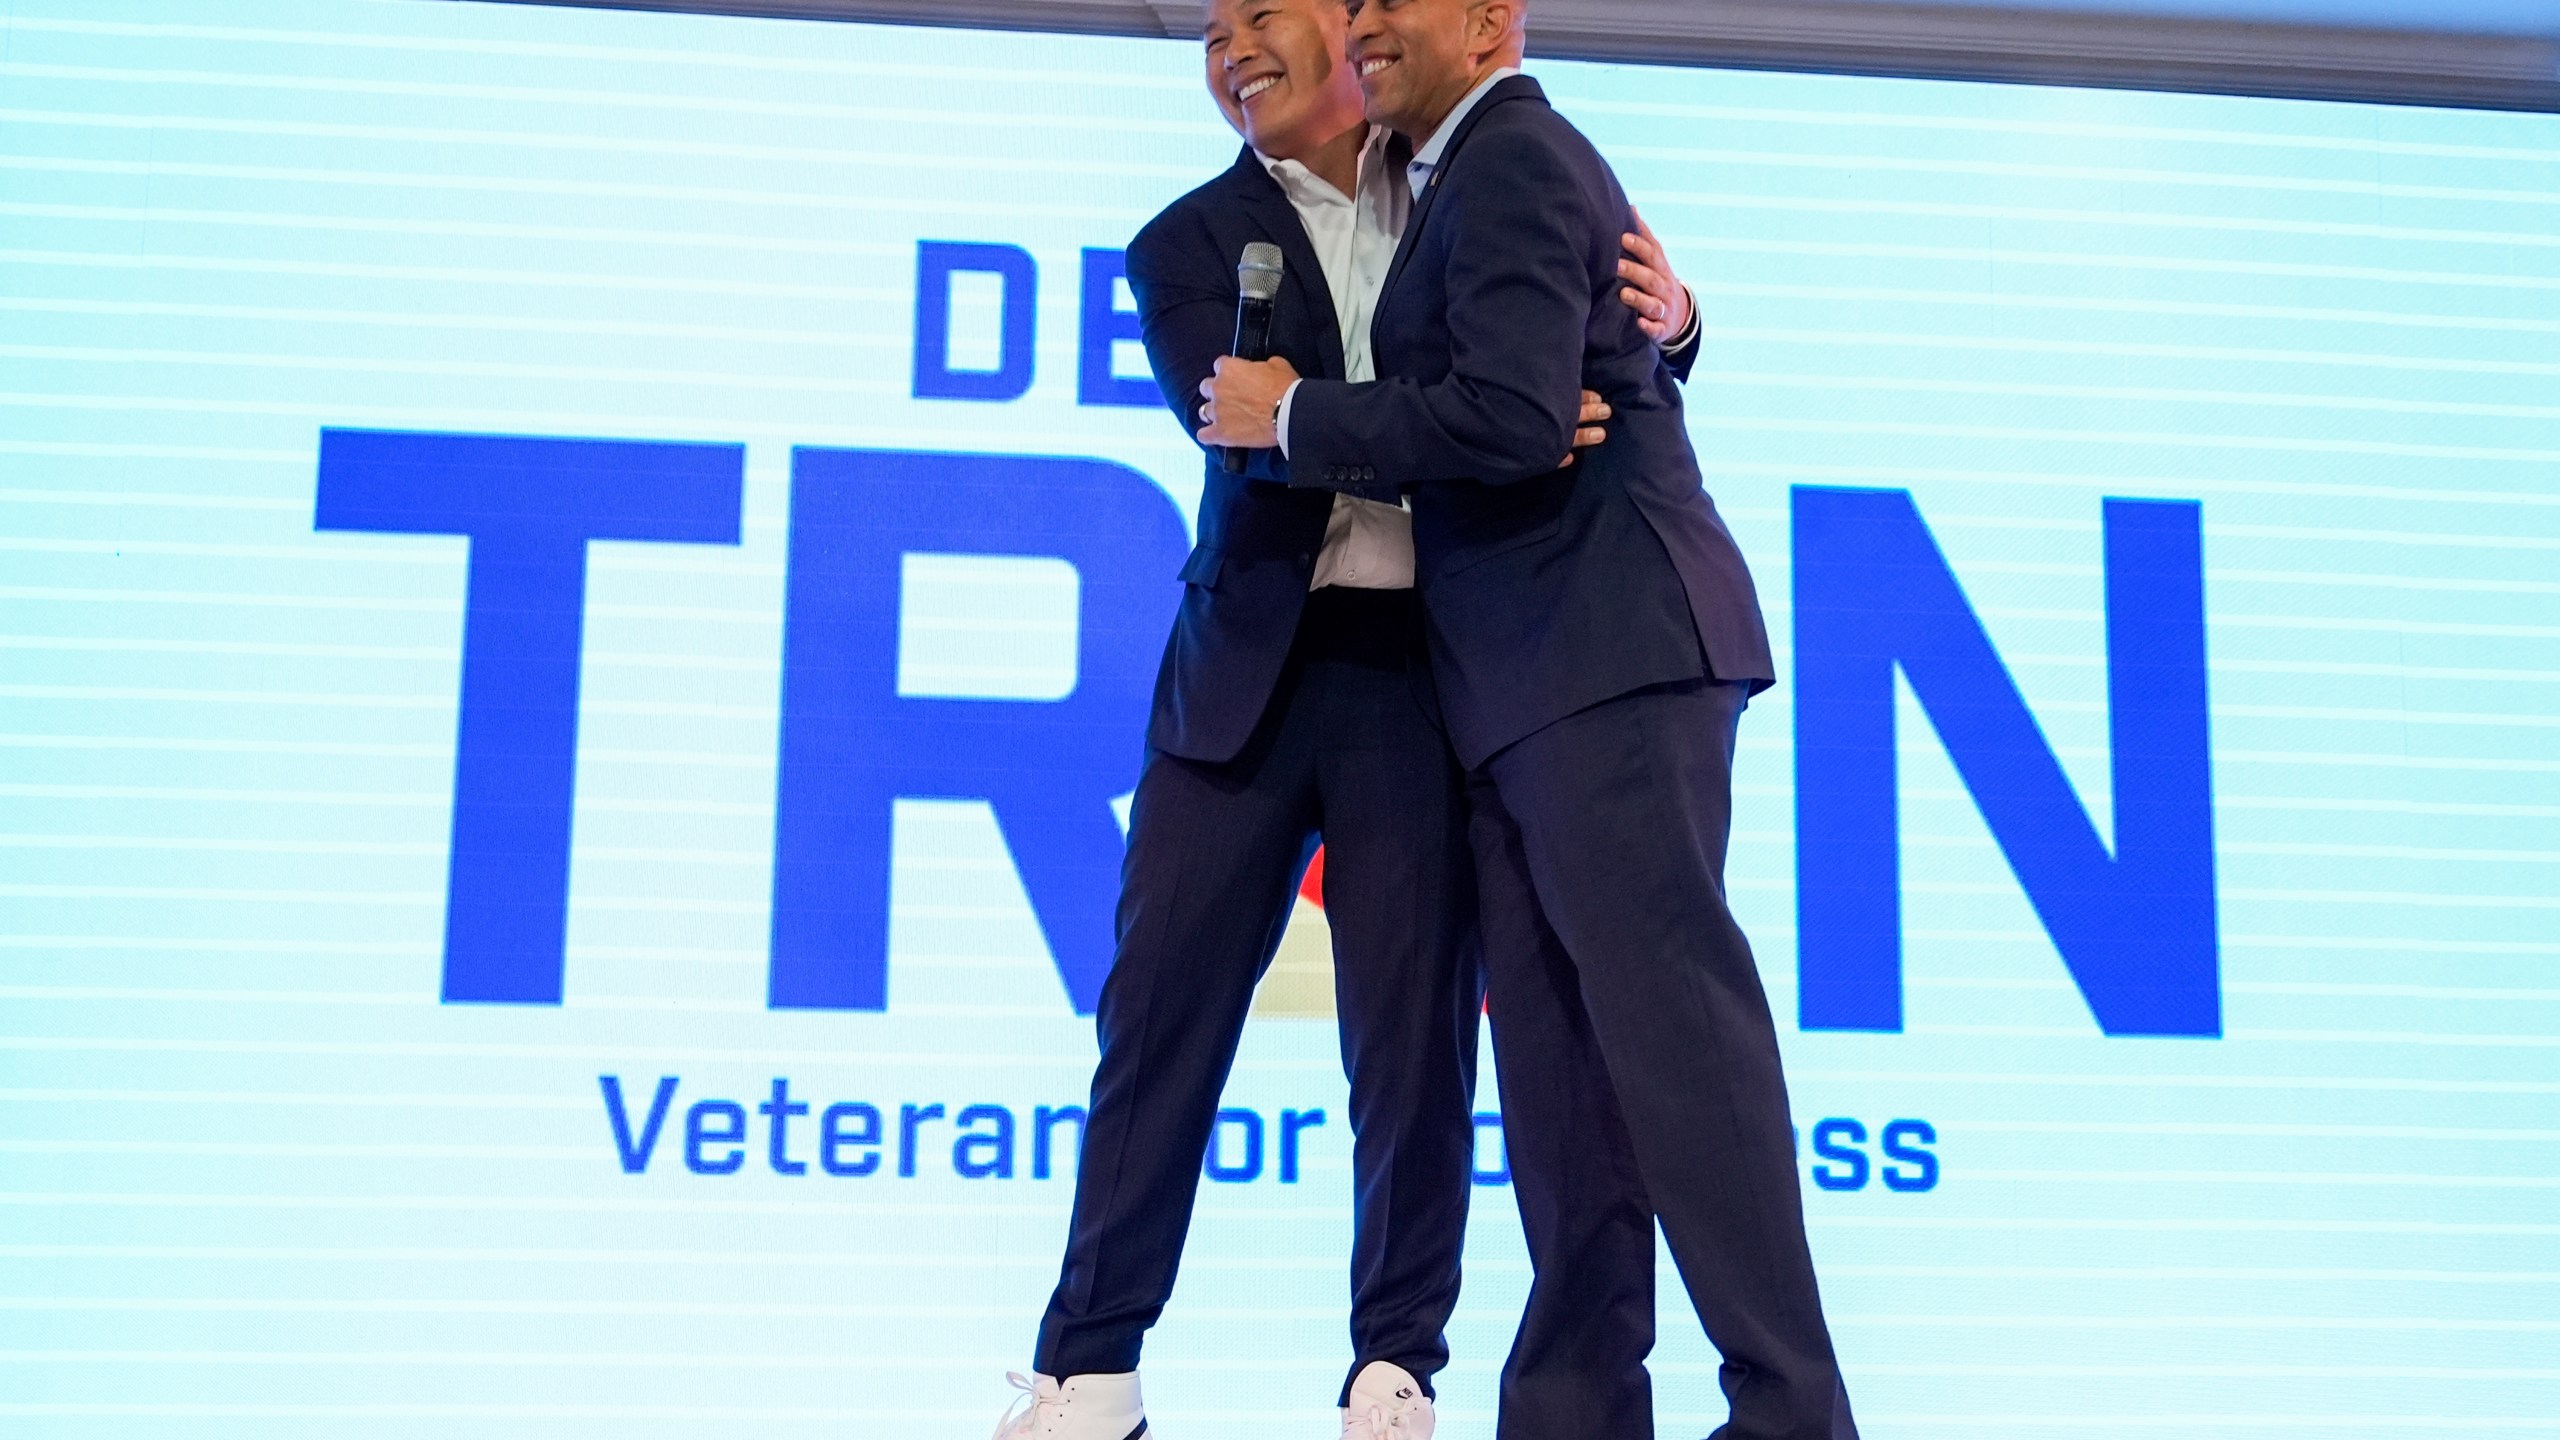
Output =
[
  {"x1": 1440, "y1": 515, "x2": 1563, "y2": 576},
  {"x1": 1178, "y1": 546, "x2": 1225, "y2": 588}
]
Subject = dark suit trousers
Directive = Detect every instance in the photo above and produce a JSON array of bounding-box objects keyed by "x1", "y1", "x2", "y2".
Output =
[
  {"x1": 1471, "y1": 678, "x2": 1857, "y2": 1440},
  {"x1": 1037, "y1": 587, "x2": 1483, "y2": 1404}
]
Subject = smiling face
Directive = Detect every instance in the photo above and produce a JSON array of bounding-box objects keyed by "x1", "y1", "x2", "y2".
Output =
[
  {"x1": 1203, "y1": 0, "x2": 1365, "y2": 161},
  {"x1": 1346, "y1": 0, "x2": 1519, "y2": 140}
]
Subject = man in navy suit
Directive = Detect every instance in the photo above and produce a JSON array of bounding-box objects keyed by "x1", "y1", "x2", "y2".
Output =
[
  {"x1": 1200, "y1": 2, "x2": 1859, "y2": 1437},
  {"x1": 995, "y1": 3, "x2": 1704, "y2": 1438}
]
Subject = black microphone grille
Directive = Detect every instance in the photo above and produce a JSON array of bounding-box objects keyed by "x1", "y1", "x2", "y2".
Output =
[{"x1": 1237, "y1": 242, "x2": 1284, "y2": 302}]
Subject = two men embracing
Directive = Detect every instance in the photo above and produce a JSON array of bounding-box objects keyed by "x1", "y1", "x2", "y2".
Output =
[{"x1": 996, "y1": 3, "x2": 1858, "y2": 1437}]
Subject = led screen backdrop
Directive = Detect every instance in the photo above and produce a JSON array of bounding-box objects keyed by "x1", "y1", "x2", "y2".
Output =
[{"x1": 2, "y1": 1, "x2": 2555, "y2": 1434}]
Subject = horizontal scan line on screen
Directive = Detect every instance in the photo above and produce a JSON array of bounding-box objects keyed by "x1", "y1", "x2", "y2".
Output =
[{"x1": 597, "y1": 1077, "x2": 1941, "y2": 1192}]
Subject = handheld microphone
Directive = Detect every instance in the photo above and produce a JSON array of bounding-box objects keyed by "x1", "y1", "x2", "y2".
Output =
[{"x1": 1223, "y1": 241, "x2": 1285, "y2": 474}]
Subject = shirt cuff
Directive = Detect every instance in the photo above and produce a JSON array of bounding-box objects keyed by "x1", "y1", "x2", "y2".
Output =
[
  {"x1": 1660, "y1": 282, "x2": 1702, "y2": 353},
  {"x1": 1276, "y1": 379, "x2": 1302, "y2": 460}
]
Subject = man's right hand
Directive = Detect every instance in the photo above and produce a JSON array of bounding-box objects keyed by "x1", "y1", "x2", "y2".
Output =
[{"x1": 1561, "y1": 390, "x2": 1611, "y2": 468}]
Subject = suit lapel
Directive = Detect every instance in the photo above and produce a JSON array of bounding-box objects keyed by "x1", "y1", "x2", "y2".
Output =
[
  {"x1": 1381, "y1": 74, "x2": 1545, "y2": 303},
  {"x1": 1224, "y1": 148, "x2": 1347, "y2": 381}
]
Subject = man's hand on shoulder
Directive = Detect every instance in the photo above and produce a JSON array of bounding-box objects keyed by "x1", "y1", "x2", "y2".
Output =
[
  {"x1": 1617, "y1": 207, "x2": 1698, "y2": 349},
  {"x1": 1197, "y1": 355, "x2": 1300, "y2": 451}
]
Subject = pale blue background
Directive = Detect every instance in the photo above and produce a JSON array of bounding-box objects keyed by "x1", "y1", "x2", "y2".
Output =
[
  {"x1": 1, "y1": 1, "x2": 2555, "y2": 1435},
  {"x1": 1841, "y1": 0, "x2": 2560, "y2": 35}
]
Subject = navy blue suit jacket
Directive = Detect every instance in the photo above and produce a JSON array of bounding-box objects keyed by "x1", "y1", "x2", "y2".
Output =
[
  {"x1": 1124, "y1": 149, "x2": 1344, "y2": 765},
  {"x1": 1286, "y1": 77, "x2": 1775, "y2": 769},
  {"x1": 1127, "y1": 136, "x2": 1705, "y2": 768}
]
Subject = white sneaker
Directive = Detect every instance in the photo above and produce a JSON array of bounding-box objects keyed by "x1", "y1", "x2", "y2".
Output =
[
  {"x1": 992, "y1": 1370, "x2": 1149, "y2": 1440},
  {"x1": 1339, "y1": 1361, "x2": 1434, "y2": 1440}
]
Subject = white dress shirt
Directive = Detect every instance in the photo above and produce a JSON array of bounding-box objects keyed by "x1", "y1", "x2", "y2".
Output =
[{"x1": 1259, "y1": 125, "x2": 1415, "y2": 591}]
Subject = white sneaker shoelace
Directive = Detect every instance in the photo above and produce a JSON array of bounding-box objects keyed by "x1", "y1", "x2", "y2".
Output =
[{"x1": 992, "y1": 1371, "x2": 1050, "y2": 1440}]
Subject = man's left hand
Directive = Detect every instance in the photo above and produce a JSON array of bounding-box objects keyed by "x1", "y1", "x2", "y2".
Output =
[
  {"x1": 1618, "y1": 207, "x2": 1695, "y2": 345},
  {"x1": 1197, "y1": 355, "x2": 1301, "y2": 450}
]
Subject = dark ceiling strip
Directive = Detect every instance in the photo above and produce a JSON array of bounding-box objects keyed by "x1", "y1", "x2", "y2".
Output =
[{"x1": 488, "y1": 0, "x2": 2560, "y2": 113}]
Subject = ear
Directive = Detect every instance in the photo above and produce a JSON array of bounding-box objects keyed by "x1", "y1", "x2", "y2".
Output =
[{"x1": 1469, "y1": 0, "x2": 1525, "y2": 64}]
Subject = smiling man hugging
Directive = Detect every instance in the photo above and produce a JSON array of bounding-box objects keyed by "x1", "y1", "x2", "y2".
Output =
[
  {"x1": 989, "y1": 2, "x2": 1705, "y2": 1438},
  {"x1": 1193, "y1": 2, "x2": 1861, "y2": 1438}
]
